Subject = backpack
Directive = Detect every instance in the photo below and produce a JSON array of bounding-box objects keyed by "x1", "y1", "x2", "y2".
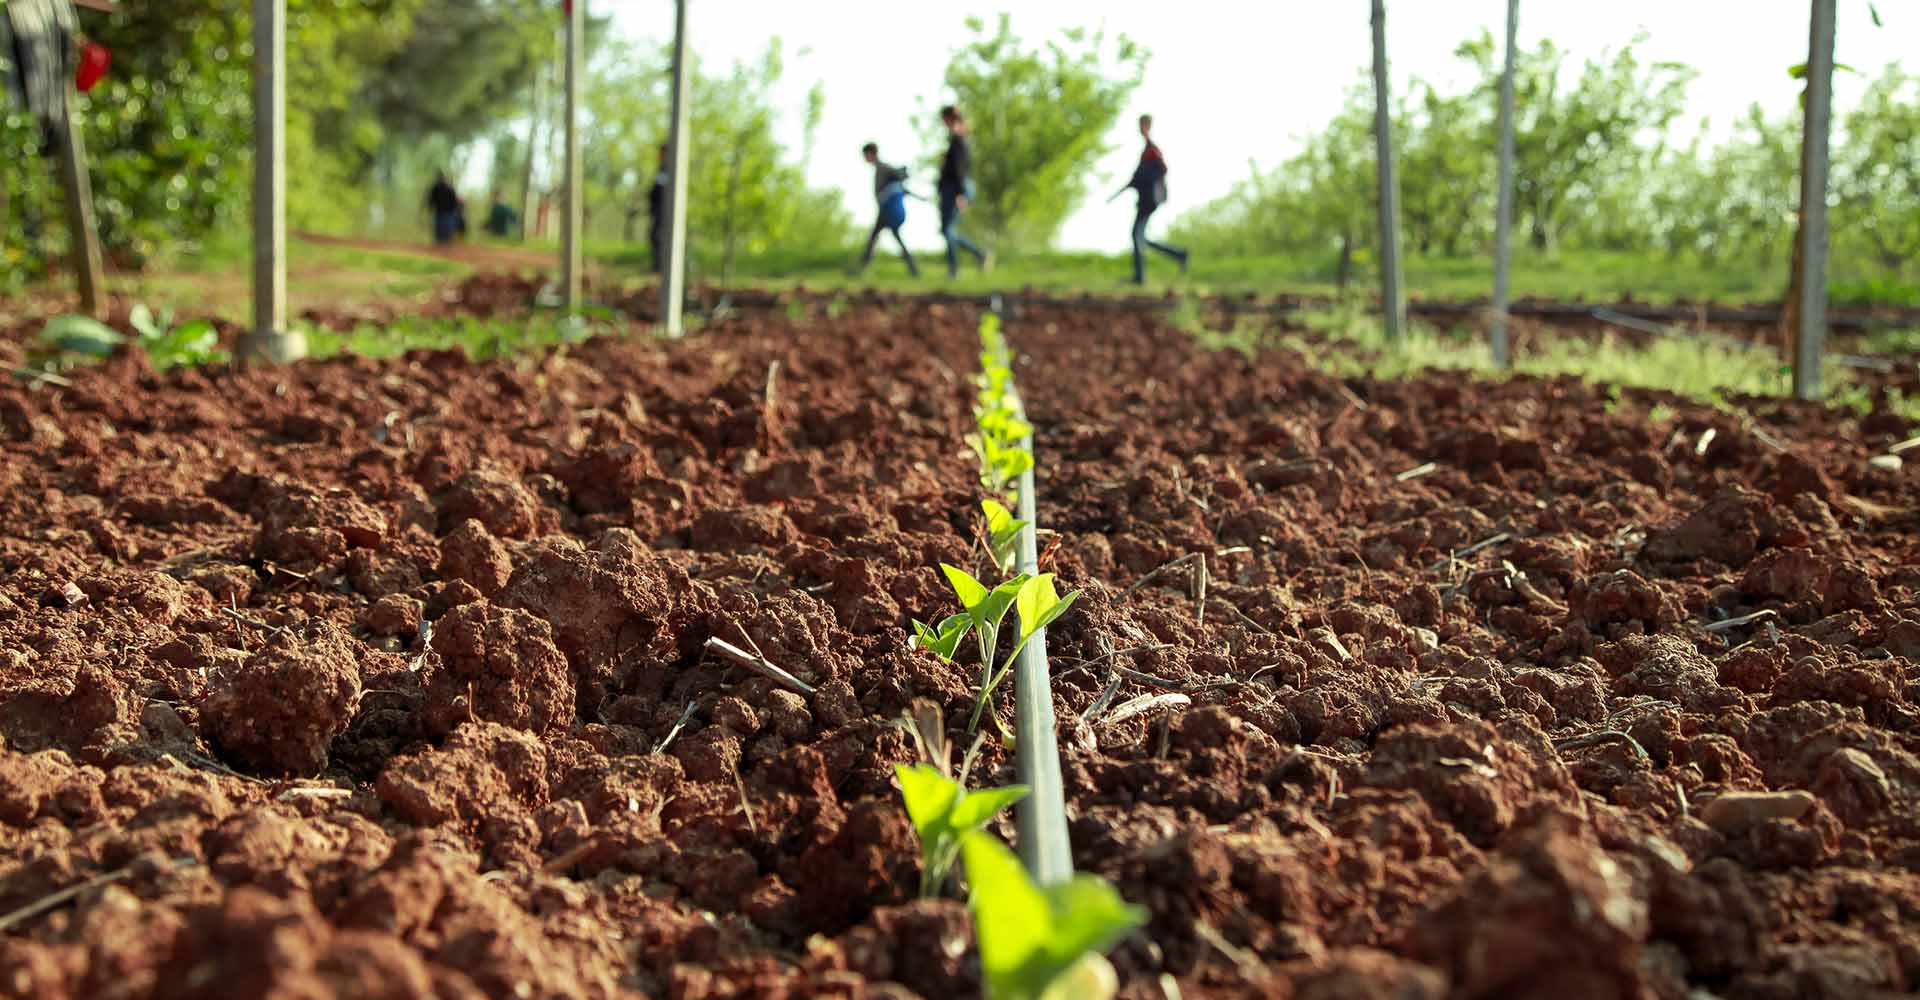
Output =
[{"x1": 878, "y1": 181, "x2": 907, "y2": 229}]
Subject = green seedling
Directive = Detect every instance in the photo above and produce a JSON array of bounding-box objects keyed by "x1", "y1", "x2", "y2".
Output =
[
  {"x1": 131, "y1": 304, "x2": 223, "y2": 370},
  {"x1": 982, "y1": 499, "x2": 1028, "y2": 573},
  {"x1": 968, "y1": 573, "x2": 1080, "y2": 733},
  {"x1": 960, "y1": 829, "x2": 1146, "y2": 1000},
  {"x1": 910, "y1": 611, "x2": 974, "y2": 662},
  {"x1": 896, "y1": 763, "x2": 1028, "y2": 898},
  {"x1": 39, "y1": 314, "x2": 122, "y2": 357}
]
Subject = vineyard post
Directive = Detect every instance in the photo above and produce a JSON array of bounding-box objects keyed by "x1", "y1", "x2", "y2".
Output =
[
  {"x1": 52, "y1": 81, "x2": 105, "y2": 318},
  {"x1": 1490, "y1": 0, "x2": 1519, "y2": 369},
  {"x1": 1792, "y1": 0, "x2": 1835, "y2": 401},
  {"x1": 1370, "y1": 0, "x2": 1405, "y2": 341},
  {"x1": 560, "y1": 0, "x2": 583, "y2": 313},
  {"x1": 661, "y1": 0, "x2": 691, "y2": 336},
  {"x1": 240, "y1": 0, "x2": 304, "y2": 362}
]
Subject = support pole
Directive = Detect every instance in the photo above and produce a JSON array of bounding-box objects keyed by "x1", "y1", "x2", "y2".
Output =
[
  {"x1": 240, "y1": 0, "x2": 302, "y2": 362},
  {"x1": 1490, "y1": 0, "x2": 1519, "y2": 369},
  {"x1": 560, "y1": 0, "x2": 583, "y2": 313},
  {"x1": 1793, "y1": 0, "x2": 1835, "y2": 401},
  {"x1": 1369, "y1": 0, "x2": 1405, "y2": 341},
  {"x1": 661, "y1": 0, "x2": 691, "y2": 336},
  {"x1": 53, "y1": 90, "x2": 106, "y2": 319}
]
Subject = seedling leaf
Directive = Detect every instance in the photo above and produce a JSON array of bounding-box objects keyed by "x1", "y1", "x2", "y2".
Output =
[
  {"x1": 40, "y1": 315, "x2": 124, "y2": 357},
  {"x1": 941, "y1": 563, "x2": 990, "y2": 614},
  {"x1": 949, "y1": 784, "x2": 1029, "y2": 831},
  {"x1": 129, "y1": 303, "x2": 160, "y2": 340},
  {"x1": 961, "y1": 831, "x2": 1146, "y2": 1000},
  {"x1": 1015, "y1": 575, "x2": 1080, "y2": 643},
  {"x1": 896, "y1": 764, "x2": 1028, "y2": 898},
  {"x1": 897, "y1": 763, "x2": 961, "y2": 839}
]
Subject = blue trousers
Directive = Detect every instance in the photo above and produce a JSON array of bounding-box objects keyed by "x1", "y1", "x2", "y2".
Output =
[
  {"x1": 940, "y1": 194, "x2": 987, "y2": 277},
  {"x1": 861, "y1": 218, "x2": 919, "y2": 276},
  {"x1": 1132, "y1": 205, "x2": 1186, "y2": 283}
]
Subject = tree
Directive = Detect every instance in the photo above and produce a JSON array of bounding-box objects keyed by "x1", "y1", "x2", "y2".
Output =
[
  {"x1": 936, "y1": 14, "x2": 1146, "y2": 248},
  {"x1": 1459, "y1": 32, "x2": 1693, "y2": 250},
  {"x1": 574, "y1": 37, "x2": 849, "y2": 276},
  {"x1": 1833, "y1": 66, "x2": 1920, "y2": 269}
]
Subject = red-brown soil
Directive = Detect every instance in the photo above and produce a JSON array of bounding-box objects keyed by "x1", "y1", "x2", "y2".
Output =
[{"x1": 2, "y1": 287, "x2": 1919, "y2": 999}]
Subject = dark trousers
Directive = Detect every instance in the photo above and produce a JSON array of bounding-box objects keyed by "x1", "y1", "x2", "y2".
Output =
[
  {"x1": 939, "y1": 193, "x2": 987, "y2": 277},
  {"x1": 861, "y1": 217, "x2": 919, "y2": 276},
  {"x1": 432, "y1": 209, "x2": 460, "y2": 245},
  {"x1": 649, "y1": 226, "x2": 664, "y2": 274},
  {"x1": 1132, "y1": 204, "x2": 1186, "y2": 283}
]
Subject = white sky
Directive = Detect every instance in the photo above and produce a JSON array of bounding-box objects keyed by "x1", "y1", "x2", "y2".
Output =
[{"x1": 607, "y1": 1, "x2": 1907, "y2": 251}]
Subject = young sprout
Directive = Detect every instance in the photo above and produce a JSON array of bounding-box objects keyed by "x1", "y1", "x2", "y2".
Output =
[
  {"x1": 910, "y1": 612, "x2": 973, "y2": 662},
  {"x1": 940, "y1": 563, "x2": 1027, "y2": 693},
  {"x1": 967, "y1": 573, "x2": 1080, "y2": 734},
  {"x1": 895, "y1": 764, "x2": 1029, "y2": 898},
  {"x1": 960, "y1": 829, "x2": 1146, "y2": 1000},
  {"x1": 981, "y1": 499, "x2": 1029, "y2": 573}
]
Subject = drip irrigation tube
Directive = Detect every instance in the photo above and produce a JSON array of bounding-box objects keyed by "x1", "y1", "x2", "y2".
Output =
[
  {"x1": 691, "y1": 286, "x2": 1909, "y2": 332},
  {"x1": 991, "y1": 295, "x2": 1074, "y2": 887}
]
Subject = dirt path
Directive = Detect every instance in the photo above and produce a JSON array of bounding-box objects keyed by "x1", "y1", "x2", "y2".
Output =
[{"x1": 1, "y1": 295, "x2": 1919, "y2": 997}]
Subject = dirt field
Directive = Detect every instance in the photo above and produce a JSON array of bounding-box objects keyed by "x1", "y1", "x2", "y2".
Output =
[{"x1": 2, "y1": 286, "x2": 1919, "y2": 998}]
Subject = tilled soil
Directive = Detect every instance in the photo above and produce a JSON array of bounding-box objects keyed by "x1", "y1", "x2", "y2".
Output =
[{"x1": 1, "y1": 293, "x2": 1918, "y2": 999}]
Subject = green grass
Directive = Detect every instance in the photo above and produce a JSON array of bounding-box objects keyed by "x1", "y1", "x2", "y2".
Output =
[
  {"x1": 582, "y1": 240, "x2": 1917, "y2": 307},
  {"x1": 295, "y1": 310, "x2": 619, "y2": 361},
  {"x1": 1179, "y1": 298, "x2": 1920, "y2": 424}
]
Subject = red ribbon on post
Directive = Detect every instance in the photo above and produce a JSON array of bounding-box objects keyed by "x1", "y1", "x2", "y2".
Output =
[{"x1": 75, "y1": 41, "x2": 109, "y2": 92}]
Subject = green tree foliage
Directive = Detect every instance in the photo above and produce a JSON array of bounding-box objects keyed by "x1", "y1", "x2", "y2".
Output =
[
  {"x1": 2, "y1": 0, "x2": 561, "y2": 285},
  {"x1": 1171, "y1": 32, "x2": 1919, "y2": 291},
  {"x1": 936, "y1": 15, "x2": 1146, "y2": 248},
  {"x1": 1459, "y1": 32, "x2": 1693, "y2": 251},
  {"x1": 1834, "y1": 66, "x2": 1920, "y2": 269},
  {"x1": 576, "y1": 38, "x2": 850, "y2": 278}
]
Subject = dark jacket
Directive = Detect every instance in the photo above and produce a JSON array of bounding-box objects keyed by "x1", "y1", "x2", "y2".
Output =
[
  {"x1": 938, "y1": 135, "x2": 971, "y2": 199},
  {"x1": 1129, "y1": 142, "x2": 1168, "y2": 211},
  {"x1": 647, "y1": 169, "x2": 668, "y2": 234},
  {"x1": 427, "y1": 180, "x2": 460, "y2": 214}
]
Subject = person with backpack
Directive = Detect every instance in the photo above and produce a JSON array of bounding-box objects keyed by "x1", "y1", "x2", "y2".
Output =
[
  {"x1": 937, "y1": 105, "x2": 990, "y2": 278},
  {"x1": 1109, "y1": 113, "x2": 1190, "y2": 284},
  {"x1": 425, "y1": 171, "x2": 461, "y2": 246},
  {"x1": 855, "y1": 142, "x2": 921, "y2": 277}
]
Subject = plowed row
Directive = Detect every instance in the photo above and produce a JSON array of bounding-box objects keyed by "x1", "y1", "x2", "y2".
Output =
[{"x1": 2, "y1": 293, "x2": 1919, "y2": 999}]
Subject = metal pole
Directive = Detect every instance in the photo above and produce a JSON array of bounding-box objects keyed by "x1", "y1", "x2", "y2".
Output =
[
  {"x1": 1793, "y1": 0, "x2": 1835, "y2": 401},
  {"x1": 1491, "y1": 0, "x2": 1519, "y2": 369},
  {"x1": 53, "y1": 91, "x2": 106, "y2": 318},
  {"x1": 1370, "y1": 0, "x2": 1405, "y2": 341},
  {"x1": 561, "y1": 0, "x2": 584, "y2": 313},
  {"x1": 661, "y1": 0, "x2": 691, "y2": 336},
  {"x1": 240, "y1": 0, "x2": 303, "y2": 362}
]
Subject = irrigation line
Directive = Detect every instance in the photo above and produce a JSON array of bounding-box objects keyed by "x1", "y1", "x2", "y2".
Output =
[
  {"x1": 694, "y1": 287, "x2": 1909, "y2": 333},
  {"x1": 992, "y1": 294, "x2": 1074, "y2": 888}
]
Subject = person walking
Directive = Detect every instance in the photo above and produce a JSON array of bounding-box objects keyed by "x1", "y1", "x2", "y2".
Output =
[
  {"x1": 426, "y1": 171, "x2": 461, "y2": 246},
  {"x1": 855, "y1": 142, "x2": 920, "y2": 277},
  {"x1": 1109, "y1": 114, "x2": 1189, "y2": 284},
  {"x1": 647, "y1": 144, "x2": 669, "y2": 275},
  {"x1": 936, "y1": 105, "x2": 990, "y2": 278}
]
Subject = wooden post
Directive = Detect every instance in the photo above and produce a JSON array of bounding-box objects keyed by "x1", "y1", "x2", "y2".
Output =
[
  {"x1": 1490, "y1": 0, "x2": 1519, "y2": 369},
  {"x1": 560, "y1": 0, "x2": 583, "y2": 313},
  {"x1": 519, "y1": 57, "x2": 545, "y2": 243},
  {"x1": 1792, "y1": 0, "x2": 1835, "y2": 401},
  {"x1": 53, "y1": 90, "x2": 106, "y2": 318},
  {"x1": 661, "y1": 0, "x2": 691, "y2": 336},
  {"x1": 1370, "y1": 0, "x2": 1405, "y2": 341},
  {"x1": 239, "y1": 0, "x2": 302, "y2": 362}
]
